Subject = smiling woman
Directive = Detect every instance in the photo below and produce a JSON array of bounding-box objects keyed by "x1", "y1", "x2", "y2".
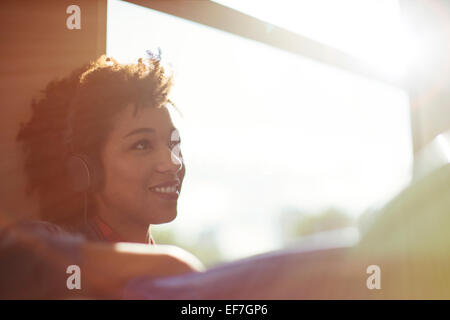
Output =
[{"x1": 16, "y1": 54, "x2": 185, "y2": 245}]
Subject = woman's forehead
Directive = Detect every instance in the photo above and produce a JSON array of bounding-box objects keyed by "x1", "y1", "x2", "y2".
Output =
[{"x1": 111, "y1": 104, "x2": 175, "y2": 137}]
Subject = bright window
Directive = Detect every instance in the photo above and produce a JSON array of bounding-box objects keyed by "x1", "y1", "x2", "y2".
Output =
[
  {"x1": 214, "y1": 0, "x2": 406, "y2": 78},
  {"x1": 107, "y1": 0, "x2": 412, "y2": 263}
]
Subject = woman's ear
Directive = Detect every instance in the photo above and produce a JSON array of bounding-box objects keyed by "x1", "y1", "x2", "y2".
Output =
[{"x1": 66, "y1": 154, "x2": 91, "y2": 192}]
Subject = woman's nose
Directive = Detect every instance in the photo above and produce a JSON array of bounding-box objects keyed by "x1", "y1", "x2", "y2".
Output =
[{"x1": 155, "y1": 146, "x2": 183, "y2": 173}]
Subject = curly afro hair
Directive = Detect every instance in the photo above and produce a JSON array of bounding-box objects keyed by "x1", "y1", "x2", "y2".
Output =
[{"x1": 17, "y1": 55, "x2": 175, "y2": 228}]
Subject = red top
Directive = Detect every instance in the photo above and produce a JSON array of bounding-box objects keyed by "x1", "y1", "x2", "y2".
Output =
[{"x1": 90, "y1": 215, "x2": 156, "y2": 245}]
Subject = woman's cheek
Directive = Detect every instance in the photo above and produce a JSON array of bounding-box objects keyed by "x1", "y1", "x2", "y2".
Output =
[{"x1": 107, "y1": 156, "x2": 142, "y2": 193}]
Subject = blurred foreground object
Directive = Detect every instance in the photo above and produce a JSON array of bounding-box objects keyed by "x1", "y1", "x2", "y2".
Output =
[{"x1": 0, "y1": 221, "x2": 204, "y2": 299}]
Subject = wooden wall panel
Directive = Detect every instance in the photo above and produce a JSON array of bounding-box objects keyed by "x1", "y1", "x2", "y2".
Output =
[{"x1": 0, "y1": 0, "x2": 106, "y2": 224}]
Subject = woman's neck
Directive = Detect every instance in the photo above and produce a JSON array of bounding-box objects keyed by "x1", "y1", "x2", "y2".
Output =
[{"x1": 91, "y1": 198, "x2": 150, "y2": 243}]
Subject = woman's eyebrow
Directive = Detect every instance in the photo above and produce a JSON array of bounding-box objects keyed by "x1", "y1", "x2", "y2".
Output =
[{"x1": 123, "y1": 127, "x2": 155, "y2": 138}]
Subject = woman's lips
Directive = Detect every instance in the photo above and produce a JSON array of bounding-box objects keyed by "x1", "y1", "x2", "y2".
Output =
[
  {"x1": 149, "y1": 183, "x2": 180, "y2": 201},
  {"x1": 150, "y1": 189, "x2": 179, "y2": 201}
]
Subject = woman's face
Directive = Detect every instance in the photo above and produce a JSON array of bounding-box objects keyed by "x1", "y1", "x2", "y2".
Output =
[{"x1": 95, "y1": 104, "x2": 185, "y2": 227}]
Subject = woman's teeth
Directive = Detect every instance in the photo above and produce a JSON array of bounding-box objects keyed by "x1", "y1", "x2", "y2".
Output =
[
  {"x1": 151, "y1": 186, "x2": 177, "y2": 193},
  {"x1": 149, "y1": 184, "x2": 179, "y2": 201}
]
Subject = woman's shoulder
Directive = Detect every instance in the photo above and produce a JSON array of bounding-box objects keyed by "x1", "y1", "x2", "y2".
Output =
[
  {"x1": 16, "y1": 220, "x2": 65, "y2": 231},
  {"x1": 0, "y1": 219, "x2": 85, "y2": 244},
  {"x1": 4, "y1": 220, "x2": 67, "y2": 235}
]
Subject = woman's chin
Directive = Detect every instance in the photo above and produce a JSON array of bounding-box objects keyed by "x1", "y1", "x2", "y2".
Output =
[{"x1": 147, "y1": 211, "x2": 177, "y2": 224}]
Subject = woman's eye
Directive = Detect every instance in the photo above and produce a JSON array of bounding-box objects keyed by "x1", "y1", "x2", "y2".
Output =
[
  {"x1": 169, "y1": 140, "x2": 180, "y2": 149},
  {"x1": 132, "y1": 139, "x2": 152, "y2": 151}
]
